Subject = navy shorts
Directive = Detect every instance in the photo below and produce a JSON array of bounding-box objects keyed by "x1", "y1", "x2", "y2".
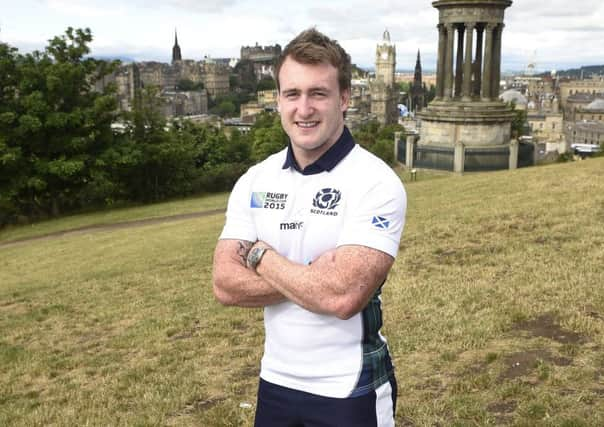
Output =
[{"x1": 253, "y1": 376, "x2": 397, "y2": 427}]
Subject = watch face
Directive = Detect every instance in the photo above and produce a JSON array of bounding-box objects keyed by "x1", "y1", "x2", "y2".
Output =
[{"x1": 248, "y1": 247, "x2": 265, "y2": 269}]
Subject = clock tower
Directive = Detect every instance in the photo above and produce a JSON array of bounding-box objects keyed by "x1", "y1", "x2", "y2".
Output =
[
  {"x1": 371, "y1": 29, "x2": 398, "y2": 125},
  {"x1": 375, "y1": 29, "x2": 395, "y2": 87}
]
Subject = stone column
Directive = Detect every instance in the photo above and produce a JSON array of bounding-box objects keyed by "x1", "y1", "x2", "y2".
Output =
[
  {"x1": 455, "y1": 25, "x2": 464, "y2": 98},
  {"x1": 462, "y1": 23, "x2": 475, "y2": 101},
  {"x1": 406, "y1": 134, "x2": 416, "y2": 168},
  {"x1": 444, "y1": 24, "x2": 455, "y2": 100},
  {"x1": 481, "y1": 23, "x2": 495, "y2": 101},
  {"x1": 509, "y1": 138, "x2": 519, "y2": 170},
  {"x1": 491, "y1": 24, "x2": 504, "y2": 99},
  {"x1": 454, "y1": 141, "x2": 465, "y2": 174},
  {"x1": 473, "y1": 26, "x2": 483, "y2": 97},
  {"x1": 435, "y1": 24, "x2": 446, "y2": 100}
]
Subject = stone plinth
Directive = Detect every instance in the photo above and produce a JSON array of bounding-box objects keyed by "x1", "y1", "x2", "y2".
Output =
[
  {"x1": 417, "y1": 100, "x2": 514, "y2": 172},
  {"x1": 418, "y1": 101, "x2": 514, "y2": 147}
]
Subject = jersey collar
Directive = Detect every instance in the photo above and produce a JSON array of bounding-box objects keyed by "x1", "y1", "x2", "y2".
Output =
[{"x1": 282, "y1": 126, "x2": 356, "y2": 175}]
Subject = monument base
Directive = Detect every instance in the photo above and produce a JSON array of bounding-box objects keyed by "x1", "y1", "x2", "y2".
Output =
[{"x1": 415, "y1": 100, "x2": 515, "y2": 172}]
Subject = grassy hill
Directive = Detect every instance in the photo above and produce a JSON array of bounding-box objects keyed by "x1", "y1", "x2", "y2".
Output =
[{"x1": 1, "y1": 158, "x2": 603, "y2": 426}]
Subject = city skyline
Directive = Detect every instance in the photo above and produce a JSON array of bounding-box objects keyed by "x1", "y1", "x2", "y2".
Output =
[{"x1": 1, "y1": 0, "x2": 603, "y2": 73}]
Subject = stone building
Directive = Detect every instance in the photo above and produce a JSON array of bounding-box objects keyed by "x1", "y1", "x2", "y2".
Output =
[
  {"x1": 565, "y1": 98, "x2": 604, "y2": 151},
  {"x1": 559, "y1": 76, "x2": 604, "y2": 108},
  {"x1": 161, "y1": 90, "x2": 208, "y2": 118},
  {"x1": 203, "y1": 60, "x2": 230, "y2": 98},
  {"x1": 564, "y1": 92, "x2": 601, "y2": 122},
  {"x1": 567, "y1": 121, "x2": 604, "y2": 147},
  {"x1": 370, "y1": 30, "x2": 399, "y2": 125},
  {"x1": 414, "y1": 0, "x2": 519, "y2": 173},
  {"x1": 240, "y1": 89, "x2": 278, "y2": 121},
  {"x1": 240, "y1": 43, "x2": 282, "y2": 79},
  {"x1": 575, "y1": 98, "x2": 604, "y2": 122}
]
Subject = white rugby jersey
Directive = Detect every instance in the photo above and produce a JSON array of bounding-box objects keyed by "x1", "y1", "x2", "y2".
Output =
[{"x1": 219, "y1": 127, "x2": 407, "y2": 398}]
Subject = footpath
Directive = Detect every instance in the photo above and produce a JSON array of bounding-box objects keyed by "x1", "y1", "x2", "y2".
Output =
[{"x1": 0, "y1": 208, "x2": 225, "y2": 249}]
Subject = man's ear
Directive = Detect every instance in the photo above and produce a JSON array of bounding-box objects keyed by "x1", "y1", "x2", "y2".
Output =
[{"x1": 340, "y1": 89, "x2": 351, "y2": 112}]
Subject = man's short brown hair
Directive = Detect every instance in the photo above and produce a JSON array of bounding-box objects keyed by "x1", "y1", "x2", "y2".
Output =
[{"x1": 275, "y1": 28, "x2": 352, "y2": 94}]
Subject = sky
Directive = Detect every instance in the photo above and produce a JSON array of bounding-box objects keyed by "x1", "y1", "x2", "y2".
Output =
[{"x1": 1, "y1": 0, "x2": 603, "y2": 73}]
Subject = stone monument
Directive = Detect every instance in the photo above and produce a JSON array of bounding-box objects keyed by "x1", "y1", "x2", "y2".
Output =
[{"x1": 415, "y1": 0, "x2": 516, "y2": 172}]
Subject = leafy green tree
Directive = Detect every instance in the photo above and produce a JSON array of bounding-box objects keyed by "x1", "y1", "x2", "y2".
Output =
[
  {"x1": 509, "y1": 101, "x2": 529, "y2": 138},
  {"x1": 353, "y1": 121, "x2": 404, "y2": 165},
  {"x1": 0, "y1": 28, "x2": 119, "y2": 223},
  {"x1": 250, "y1": 113, "x2": 288, "y2": 162},
  {"x1": 177, "y1": 79, "x2": 204, "y2": 91},
  {"x1": 121, "y1": 86, "x2": 199, "y2": 201},
  {"x1": 257, "y1": 77, "x2": 276, "y2": 91},
  {"x1": 0, "y1": 42, "x2": 22, "y2": 223}
]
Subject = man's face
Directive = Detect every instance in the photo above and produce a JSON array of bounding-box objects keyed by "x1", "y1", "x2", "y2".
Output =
[{"x1": 277, "y1": 57, "x2": 350, "y2": 165}]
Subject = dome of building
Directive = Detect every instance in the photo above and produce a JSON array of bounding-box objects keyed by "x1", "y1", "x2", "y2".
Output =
[
  {"x1": 499, "y1": 89, "x2": 527, "y2": 106},
  {"x1": 585, "y1": 98, "x2": 604, "y2": 110}
]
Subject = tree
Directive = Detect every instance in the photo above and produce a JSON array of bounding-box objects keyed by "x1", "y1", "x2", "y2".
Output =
[
  {"x1": 177, "y1": 79, "x2": 203, "y2": 91},
  {"x1": 257, "y1": 77, "x2": 276, "y2": 91},
  {"x1": 509, "y1": 102, "x2": 528, "y2": 138},
  {"x1": 250, "y1": 113, "x2": 288, "y2": 162},
  {"x1": 121, "y1": 86, "x2": 200, "y2": 202},
  {"x1": 352, "y1": 121, "x2": 404, "y2": 166},
  {"x1": 0, "y1": 28, "x2": 120, "y2": 223},
  {"x1": 0, "y1": 42, "x2": 22, "y2": 223}
]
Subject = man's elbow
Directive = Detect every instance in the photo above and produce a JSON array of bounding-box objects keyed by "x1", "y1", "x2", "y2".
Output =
[
  {"x1": 331, "y1": 297, "x2": 364, "y2": 320},
  {"x1": 212, "y1": 276, "x2": 237, "y2": 306}
]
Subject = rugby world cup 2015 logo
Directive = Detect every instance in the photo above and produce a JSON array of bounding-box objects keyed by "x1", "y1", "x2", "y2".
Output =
[
  {"x1": 250, "y1": 192, "x2": 266, "y2": 208},
  {"x1": 311, "y1": 188, "x2": 341, "y2": 216}
]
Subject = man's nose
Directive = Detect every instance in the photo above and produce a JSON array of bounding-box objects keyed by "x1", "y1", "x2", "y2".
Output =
[{"x1": 296, "y1": 95, "x2": 314, "y2": 117}]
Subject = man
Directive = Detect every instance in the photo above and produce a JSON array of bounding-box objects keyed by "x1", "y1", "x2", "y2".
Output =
[{"x1": 212, "y1": 28, "x2": 406, "y2": 427}]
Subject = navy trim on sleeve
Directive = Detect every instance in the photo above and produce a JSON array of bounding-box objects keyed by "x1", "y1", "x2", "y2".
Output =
[{"x1": 282, "y1": 126, "x2": 356, "y2": 175}]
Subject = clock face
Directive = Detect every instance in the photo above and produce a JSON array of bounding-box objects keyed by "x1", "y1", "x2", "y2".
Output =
[{"x1": 381, "y1": 51, "x2": 389, "y2": 60}]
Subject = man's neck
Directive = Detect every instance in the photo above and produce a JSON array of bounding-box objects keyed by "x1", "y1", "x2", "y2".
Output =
[{"x1": 292, "y1": 125, "x2": 344, "y2": 170}]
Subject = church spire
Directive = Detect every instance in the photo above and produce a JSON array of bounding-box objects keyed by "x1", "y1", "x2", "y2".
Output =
[
  {"x1": 414, "y1": 49, "x2": 423, "y2": 88},
  {"x1": 172, "y1": 29, "x2": 182, "y2": 63}
]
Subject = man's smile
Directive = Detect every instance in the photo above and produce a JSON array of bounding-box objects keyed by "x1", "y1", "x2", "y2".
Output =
[{"x1": 295, "y1": 121, "x2": 320, "y2": 128}]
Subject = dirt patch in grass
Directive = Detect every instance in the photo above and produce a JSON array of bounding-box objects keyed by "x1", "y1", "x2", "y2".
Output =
[
  {"x1": 168, "y1": 395, "x2": 227, "y2": 419},
  {"x1": 487, "y1": 400, "x2": 517, "y2": 425},
  {"x1": 499, "y1": 349, "x2": 571, "y2": 381},
  {"x1": 583, "y1": 305, "x2": 604, "y2": 321},
  {"x1": 514, "y1": 314, "x2": 588, "y2": 344}
]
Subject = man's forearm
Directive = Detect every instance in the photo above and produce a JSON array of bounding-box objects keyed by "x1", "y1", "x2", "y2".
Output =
[
  {"x1": 251, "y1": 241, "x2": 393, "y2": 319},
  {"x1": 254, "y1": 250, "x2": 334, "y2": 314},
  {"x1": 213, "y1": 239, "x2": 286, "y2": 307}
]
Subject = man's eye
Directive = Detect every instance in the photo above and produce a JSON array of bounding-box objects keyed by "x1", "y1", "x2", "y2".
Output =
[{"x1": 312, "y1": 92, "x2": 327, "y2": 98}]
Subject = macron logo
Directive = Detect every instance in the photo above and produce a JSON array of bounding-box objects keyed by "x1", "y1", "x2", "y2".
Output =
[{"x1": 280, "y1": 221, "x2": 304, "y2": 231}]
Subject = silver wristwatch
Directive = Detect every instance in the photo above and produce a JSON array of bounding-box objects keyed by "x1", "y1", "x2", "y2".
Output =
[{"x1": 247, "y1": 247, "x2": 269, "y2": 270}]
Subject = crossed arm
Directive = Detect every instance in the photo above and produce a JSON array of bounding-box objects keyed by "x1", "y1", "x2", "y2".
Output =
[{"x1": 212, "y1": 239, "x2": 394, "y2": 320}]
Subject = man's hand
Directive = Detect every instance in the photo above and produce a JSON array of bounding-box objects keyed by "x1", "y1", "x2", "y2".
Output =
[{"x1": 212, "y1": 239, "x2": 286, "y2": 307}]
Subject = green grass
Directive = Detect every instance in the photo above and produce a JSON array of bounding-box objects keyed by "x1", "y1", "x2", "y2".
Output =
[
  {"x1": 1, "y1": 158, "x2": 604, "y2": 426},
  {"x1": 0, "y1": 192, "x2": 229, "y2": 244}
]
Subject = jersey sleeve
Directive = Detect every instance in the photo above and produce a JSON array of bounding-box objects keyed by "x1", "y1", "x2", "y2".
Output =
[
  {"x1": 218, "y1": 169, "x2": 258, "y2": 242},
  {"x1": 337, "y1": 174, "x2": 406, "y2": 258}
]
